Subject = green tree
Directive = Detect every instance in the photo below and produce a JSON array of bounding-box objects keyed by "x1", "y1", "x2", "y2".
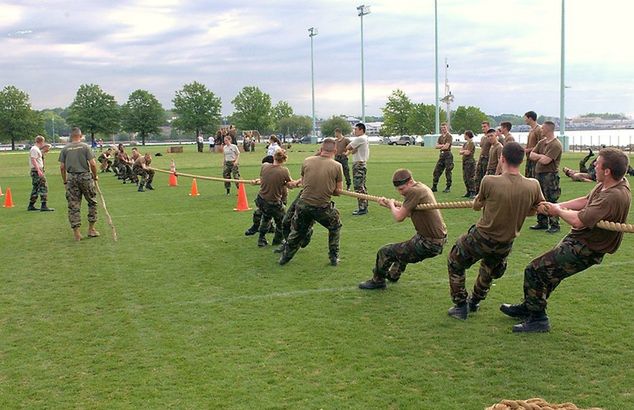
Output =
[
  {"x1": 278, "y1": 115, "x2": 312, "y2": 139},
  {"x1": 67, "y1": 84, "x2": 120, "y2": 144},
  {"x1": 230, "y1": 86, "x2": 273, "y2": 133},
  {"x1": 172, "y1": 82, "x2": 222, "y2": 139},
  {"x1": 0, "y1": 85, "x2": 44, "y2": 150},
  {"x1": 319, "y1": 116, "x2": 352, "y2": 138},
  {"x1": 381, "y1": 89, "x2": 413, "y2": 136},
  {"x1": 121, "y1": 89, "x2": 166, "y2": 146},
  {"x1": 405, "y1": 103, "x2": 441, "y2": 135},
  {"x1": 272, "y1": 100, "x2": 294, "y2": 132},
  {"x1": 450, "y1": 105, "x2": 489, "y2": 134}
]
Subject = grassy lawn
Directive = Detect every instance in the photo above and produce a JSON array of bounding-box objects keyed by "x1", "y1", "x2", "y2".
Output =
[{"x1": 1, "y1": 144, "x2": 632, "y2": 409}]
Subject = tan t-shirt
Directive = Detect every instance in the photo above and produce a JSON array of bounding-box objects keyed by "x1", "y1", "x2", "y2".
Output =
[
  {"x1": 300, "y1": 156, "x2": 343, "y2": 206},
  {"x1": 462, "y1": 140, "x2": 475, "y2": 161},
  {"x1": 503, "y1": 134, "x2": 515, "y2": 145},
  {"x1": 402, "y1": 182, "x2": 447, "y2": 239},
  {"x1": 479, "y1": 136, "x2": 491, "y2": 157},
  {"x1": 437, "y1": 133, "x2": 452, "y2": 152},
  {"x1": 58, "y1": 142, "x2": 95, "y2": 174},
  {"x1": 487, "y1": 141, "x2": 503, "y2": 174},
  {"x1": 335, "y1": 137, "x2": 351, "y2": 156},
  {"x1": 475, "y1": 173, "x2": 545, "y2": 242},
  {"x1": 526, "y1": 125, "x2": 543, "y2": 152},
  {"x1": 223, "y1": 144, "x2": 240, "y2": 162},
  {"x1": 568, "y1": 178, "x2": 631, "y2": 254},
  {"x1": 533, "y1": 137, "x2": 562, "y2": 174},
  {"x1": 259, "y1": 163, "x2": 291, "y2": 202},
  {"x1": 133, "y1": 156, "x2": 151, "y2": 167}
]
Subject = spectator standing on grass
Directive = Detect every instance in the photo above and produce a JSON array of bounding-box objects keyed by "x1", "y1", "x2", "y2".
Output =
[
  {"x1": 523, "y1": 111, "x2": 543, "y2": 178},
  {"x1": 27, "y1": 135, "x2": 55, "y2": 212},
  {"x1": 475, "y1": 121, "x2": 491, "y2": 194},
  {"x1": 502, "y1": 148, "x2": 631, "y2": 332},
  {"x1": 358, "y1": 169, "x2": 447, "y2": 290},
  {"x1": 431, "y1": 122, "x2": 454, "y2": 193},
  {"x1": 529, "y1": 121, "x2": 563, "y2": 234},
  {"x1": 208, "y1": 135, "x2": 215, "y2": 152},
  {"x1": 334, "y1": 128, "x2": 352, "y2": 191},
  {"x1": 222, "y1": 136, "x2": 241, "y2": 195},
  {"x1": 446, "y1": 142, "x2": 544, "y2": 320},
  {"x1": 346, "y1": 123, "x2": 370, "y2": 215},
  {"x1": 58, "y1": 127, "x2": 99, "y2": 241},
  {"x1": 486, "y1": 129, "x2": 503, "y2": 175},
  {"x1": 460, "y1": 130, "x2": 477, "y2": 198},
  {"x1": 197, "y1": 134, "x2": 204, "y2": 152},
  {"x1": 279, "y1": 138, "x2": 343, "y2": 266}
]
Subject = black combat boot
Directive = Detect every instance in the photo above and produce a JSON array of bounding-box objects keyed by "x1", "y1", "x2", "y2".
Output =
[
  {"x1": 138, "y1": 183, "x2": 145, "y2": 192},
  {"x1": 27, "y1": 203, "x2": 39, "y2": 211},
  {"x1": 447, "y1": 303, "x2": 468, "y2": 320},
  {"x1": 257, "y1": 235, "x2": 268, "y2": 247},
  {"x1": 512, "y1": 312, "x2": 550, "y2": 333},
  {"x1": 145, "y1": 183, "x2": 154, "y2": 190}
]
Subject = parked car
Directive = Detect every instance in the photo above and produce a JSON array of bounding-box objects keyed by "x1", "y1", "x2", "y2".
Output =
[
  {"x1": 298, "y1": 136, "x2": 314, "y2": 144},
  {"x1": 392, "y1": 136, "x2": 415, "y2": 146}
]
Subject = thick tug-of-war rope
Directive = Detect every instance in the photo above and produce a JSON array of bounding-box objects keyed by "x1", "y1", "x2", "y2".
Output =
[
  {"x1": 148, "y1": 167, "x2": 634, "y2": 233},
  {"x1": 95, "y1": 181, "x2": 118, "y2": 241},
  {"x1": 486, "y1": 397, "x2": 603, "y2": 410}
]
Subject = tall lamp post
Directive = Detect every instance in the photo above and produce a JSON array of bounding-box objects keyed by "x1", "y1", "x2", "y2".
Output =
[
  {"x1": 357, "y1": 4, "x2": 370, "y2": 123},
  {"x1": 434, "y1": 0, "x2": 439, "y2": 135},
  {"x1": 559, "y1": 0, "x2": 566, "y2": 139},
  {"x1": 309, "y1": 27, "x2": 318, "y2": 139}
]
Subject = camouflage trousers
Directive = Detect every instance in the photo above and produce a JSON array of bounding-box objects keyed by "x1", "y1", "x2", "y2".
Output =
[
  {"x1": 335, "y1": 155, "x2": 351, "y2": 189},
  {"x1": 352, "y1": 161, "x2": 368, "y2": 210},
  {"x1": 448, "y1": 225, "x2": 514, "y2": 304},
  {"x1": 283, "y1": 199, "x2": 341, "y2": 261},
  {"x1": 255, "y1": 195, "x2": 285, "y2": 241},
  {"x1": 373, "y1": 234, "x2": 446, "y2": 281},
  {"x1": 133, "y1": 165, "x2": 154, "y2": 186},
  {"x1": 223, "y1": 161, "x2": 240, "y2": 190},
  {"x1": 536, "y1": 172, "x2": 561, "y2": 228},
  {"x1": 65, "y1": 173, "x2": 97, "y2": 229},
  {"x1": 29, "y1": 170, "x2": 48, "y2": 204},
  {"x1": 432, "y1": 152, "x2": 454, "y2": 188},
  {"x1": 524, "y1": 158, "x2": 537, "y2": 179},
  {"x1": 462, "y1": 158, "x2": 476, "y2": 194},
  {"x1": 475, "y1": 155, "x2": 488, "y2": 193},
  {"x1": 522, "y1": 236, "x2": 604, "y2": 313}
]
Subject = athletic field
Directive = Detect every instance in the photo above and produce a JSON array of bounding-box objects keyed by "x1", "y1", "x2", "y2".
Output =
[{"x1": 1, "y1": 144, "x2": 632, "y2": 409}]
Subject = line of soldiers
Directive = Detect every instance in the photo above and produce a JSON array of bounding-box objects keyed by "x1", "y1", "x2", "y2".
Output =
[
  {"x1": 99, "y1": 144, "x2": 155, "y2": 192},
  {"x1": 242, "y1": 123, "x2": 630, "y2": 334}
]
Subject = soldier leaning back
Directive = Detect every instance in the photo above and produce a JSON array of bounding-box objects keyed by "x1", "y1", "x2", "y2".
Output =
[{"x1": 59, "y1": 127, "x2": 100, "y2": 241}]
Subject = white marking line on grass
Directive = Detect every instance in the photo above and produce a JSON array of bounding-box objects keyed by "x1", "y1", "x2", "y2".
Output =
[{"x1": 154, "y1": 260, "x2": 628, "y2": 309}]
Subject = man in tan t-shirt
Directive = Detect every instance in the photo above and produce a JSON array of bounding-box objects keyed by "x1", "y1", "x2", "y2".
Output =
[
  {"x1": 500, "y1": 121, "x2": 515, "y2": 145},
  {"x1": 358, "y1": 169, "x2": 447, "y2": 289},
  {"x1": 334, "y1": 128, "x2": 352, "y2": 190},
  {"x1": 254, "y1": 150, "x2": 293, "y2": 248},
  {"x1": 523, "y1": 110, "x2": 543, "y2": 178},
  {"x1": 447, "y1": 142, "x2": 545, "y2": 320},
  {"x1": 431, "y1": 122, "x2": 454, "y2": 193},
  {"x1": 502, "y1": 148, "x2": 631, "y2": 333},
  {"x1": 529, "y1": 121, "x2": 563, "y2": 234},
  {"x1": 486, "y1": 129, "x2": 503, "y2": 175},
  {"x1": 279, "y1": 138, "x2": 344, "y2": 266},
  {"x1": 475, "y1": 121, "x2": 492, "y2": 194}
]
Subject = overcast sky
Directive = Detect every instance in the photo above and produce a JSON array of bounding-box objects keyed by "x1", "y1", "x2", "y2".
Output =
[{"x1": 1, "y1": 0, "x2": 633, "y2": 119}]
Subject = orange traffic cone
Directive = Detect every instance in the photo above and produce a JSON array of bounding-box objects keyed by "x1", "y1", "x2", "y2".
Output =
[
  {"x1": 3, "y1": 187, "x2": 14, "y2": 208},
  {"x1": 169, "y1": 160, "x2": 178, "y2": 186},
  {"x1": 189, "y1": 178, "x2": 200, "y2": 196},
  {"x1": 234, "y1": 183, "x2": 252, "y2": 212}
]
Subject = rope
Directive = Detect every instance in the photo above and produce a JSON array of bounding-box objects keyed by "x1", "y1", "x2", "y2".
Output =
[
  {"x1": 486, "y1": 397, "x2": 602, "y2": 410},
  {"x1": 148, "y1": 166, "x2": 633, "y2": 232},
  {"x1": 336, "y1": 189, "x2": 474, "y2": 211},
  {"x1": 150, "y1": 167, "x2": 258, "y2": 185},
  {"x1": 94, "y1": 180, "x2": 118, "y2": 241}
]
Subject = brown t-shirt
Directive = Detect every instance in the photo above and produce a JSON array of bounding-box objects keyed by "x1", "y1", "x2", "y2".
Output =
[
  {"x1": 487, "y1": 141, "x2": 503, "y2": 174},
  {"x1": 259, "y1": 163, "x2": 291, "y2": 202},
  {"x1": 462, "y1": 140, "x2": 475, "y2": 161},
  {"x1": 479, "y1": 135, "x2": 491, "y2": 157},
  {"x1": 503, "y1": 134, "x2": 515, "y2": 145},
  {"x1": 526, "y1": 125, "x2": 543, "y2": 152},
  {"x1": 475, "y1": 173, "x2": 545, "y2": 243},
  {"x1": 335, "y1": 137, "x2": 351, "y2": 156},
  {"x1": 534, "y1": 137, "x2": 562, "y2": 174},
  {"x1": 300, "y1": 156, "x2": 343, "y2": 206},
  {"x1": 437, "y1": 133, "x2": 452, "y2": 152},
  {"x1": 402, "y1": 182, "x2": 447, "y2": 239},
  {"x1": 568, "y1": 178, "x2": 631, "y2": 254}
]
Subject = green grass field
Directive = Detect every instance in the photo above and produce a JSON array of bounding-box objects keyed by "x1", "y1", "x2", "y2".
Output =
[{"x1": 1, "y1": 144, "x2": 632, "y2": 409}]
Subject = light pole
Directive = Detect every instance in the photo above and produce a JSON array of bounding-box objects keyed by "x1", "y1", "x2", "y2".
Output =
[
  {"x1": 559, "y1": 0, "x2": 566, "y2": 138},
  {"x1": 309, "y1": 27, "x2": 318, "y2": 140},
  {"x1": 434, "y1": 0, "x2": 439, "y2": 135},
  {"x1": 357, "y1": 4, "x2": 370, "y2": 123}
]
